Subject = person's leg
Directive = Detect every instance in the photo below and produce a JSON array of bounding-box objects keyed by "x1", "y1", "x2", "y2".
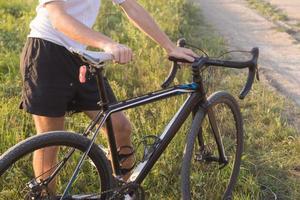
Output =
[
  {"x1": 84, "y1": 111, "x2": 133, "y2": 180},
  {"x1": 32, "y1": 115, "x2": 65, "y2": 193},
  {"x1": 19, "y1": 38, "x2": 77, "y2": 195}
]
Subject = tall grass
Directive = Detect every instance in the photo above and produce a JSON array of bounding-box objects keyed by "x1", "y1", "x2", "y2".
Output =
[{"x1": 0, "y1": 0, "x2": 299, "y2": 199}]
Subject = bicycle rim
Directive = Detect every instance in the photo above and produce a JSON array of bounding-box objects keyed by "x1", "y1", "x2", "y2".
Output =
[{"x1": 0, "y1": 132, "x2": 112, "y2": 200}]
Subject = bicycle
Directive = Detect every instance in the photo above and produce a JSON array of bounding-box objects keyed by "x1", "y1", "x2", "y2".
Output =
[{"x1": 0, "y1": 38, "x2": 259, "y2": 200}]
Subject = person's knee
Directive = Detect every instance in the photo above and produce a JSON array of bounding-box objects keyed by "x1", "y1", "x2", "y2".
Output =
[{"x1": 32, "y1": 115, "x2": 65, "y2": 134}]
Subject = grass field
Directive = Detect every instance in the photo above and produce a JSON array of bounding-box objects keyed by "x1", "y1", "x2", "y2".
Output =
[{"x1": 0, "y1": 0, "x2": 299, "y2": 199}]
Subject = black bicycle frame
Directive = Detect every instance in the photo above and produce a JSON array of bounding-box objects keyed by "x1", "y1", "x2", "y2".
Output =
[
  {"x1": 89, "y1": 65, "x2": 223, "y2": 185},
  {"x1": 60, "y1": 60, "x2": 228, "y2": 198}
]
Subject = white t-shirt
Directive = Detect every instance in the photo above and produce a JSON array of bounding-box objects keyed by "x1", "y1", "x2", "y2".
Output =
[{"x1": 28, "y1": 0, "x2": 125, "y2": 50}]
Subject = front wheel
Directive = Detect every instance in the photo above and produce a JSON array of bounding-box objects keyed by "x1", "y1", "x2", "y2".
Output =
[
  {"x1": 0, "y1": 131, "x2": 113, "y2": 200},
  {"x1": 181, "y1": 91, "x2": 244, "y2": 200}
]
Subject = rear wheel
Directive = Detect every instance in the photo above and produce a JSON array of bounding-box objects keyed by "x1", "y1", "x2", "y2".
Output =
[
  {"x1": 181, "y1": 91, "x2": 243, "y2": 200},
  {"x1": 0, "y1": 131, "x2": 113, "y2": 200}
]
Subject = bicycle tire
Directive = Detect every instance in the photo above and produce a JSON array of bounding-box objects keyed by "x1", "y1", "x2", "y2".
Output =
[
  {"x1": 0, "y1": 131, "x2": 113, "y2": 200},
  {"x1": 181, "y1": 91, "x2": 244, "y2": 200}
]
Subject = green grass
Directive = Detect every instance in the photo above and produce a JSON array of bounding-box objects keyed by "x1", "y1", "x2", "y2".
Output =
[
  {"x1": 0, "y1": 0, "x2": 299, "y2": 199},
  {"x1": 246, "y1": 0, "x2": 289, "y2": 22}
]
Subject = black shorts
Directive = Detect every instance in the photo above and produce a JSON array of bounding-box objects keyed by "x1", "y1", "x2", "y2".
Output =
[{"x1": 19, "y1": 38, "x2": 117, "y2": 117}]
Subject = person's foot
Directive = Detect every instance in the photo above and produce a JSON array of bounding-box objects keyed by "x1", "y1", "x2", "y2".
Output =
[
  {"x1": 95, "y1": 145, "x2": 135, "y2": 181},
  {"x1": 117, "y1": 145, "x2": 136, "y2": 181}
]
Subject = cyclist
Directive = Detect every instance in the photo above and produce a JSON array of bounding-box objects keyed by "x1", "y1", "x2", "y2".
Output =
[{"x1": 19, "y1": 0, "x2": 197, "y2": 196}]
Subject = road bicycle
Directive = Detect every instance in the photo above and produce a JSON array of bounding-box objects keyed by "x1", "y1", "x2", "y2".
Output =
[{"x1": 0, "y1": 39, "x2": 259, "y2": 200}]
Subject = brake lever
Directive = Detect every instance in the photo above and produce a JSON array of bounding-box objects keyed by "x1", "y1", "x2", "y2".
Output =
[
  {"x1": 161, "y1": 62, "x2": 180, "y2": 89},
  {"x1": 161, "y1": 38, "x2": 186, "y2": 89}
]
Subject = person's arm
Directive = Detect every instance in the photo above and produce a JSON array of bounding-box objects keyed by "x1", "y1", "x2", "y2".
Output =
[
  {"x1": 119, "y1": 0, "x2": 198, "y2": 62},
  {"x1": 44, "y1": 1, "x2": 132, "y2": 63}
]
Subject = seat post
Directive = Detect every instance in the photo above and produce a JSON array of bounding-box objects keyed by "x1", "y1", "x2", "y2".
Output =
[
  {"x1": 94, "y1": 67, "x2": 121, "y2": 175},
  {"x1": 95, "y1": 67, "x2": 109, "y2": 110}
]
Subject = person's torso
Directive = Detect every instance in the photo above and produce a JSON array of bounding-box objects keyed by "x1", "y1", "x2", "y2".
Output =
[{"x1": 28, "y1": 0, "x2": 101, "y2": 50}]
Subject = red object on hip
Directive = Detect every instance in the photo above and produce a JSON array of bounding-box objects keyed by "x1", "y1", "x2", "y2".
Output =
[{"x1": 79, "y1": 65, "x2": 87, "y2": 83}]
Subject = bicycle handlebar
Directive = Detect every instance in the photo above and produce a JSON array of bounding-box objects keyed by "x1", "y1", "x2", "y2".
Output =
[
  {"x1": 206, "y1": 47, "x2": 259, "y2": 99},
  {"x1": 163, "y1": 39, "x2": 259, "y2": 99}
]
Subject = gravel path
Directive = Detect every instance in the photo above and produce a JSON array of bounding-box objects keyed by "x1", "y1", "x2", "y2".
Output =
[{"x1": 194, "y1": 0, "x2": 300, "y2": 108}]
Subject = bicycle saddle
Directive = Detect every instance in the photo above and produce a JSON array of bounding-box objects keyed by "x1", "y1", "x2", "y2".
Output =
[{"x1": 69, "y1": 47, "x2": 113, "y2": 67}]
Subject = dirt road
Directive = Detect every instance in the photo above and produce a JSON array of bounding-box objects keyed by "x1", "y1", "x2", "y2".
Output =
[{"x1": 194, "y1": 0, "x2": 300, "y2": 107}]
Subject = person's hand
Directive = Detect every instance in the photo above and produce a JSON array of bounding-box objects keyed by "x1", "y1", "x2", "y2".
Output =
[
  {"x1": 103, "y1": 43, "x2": 133, "y2": 64},
  {"x1": 167, "y1": 46, "x2": 198, "y2": 63}
]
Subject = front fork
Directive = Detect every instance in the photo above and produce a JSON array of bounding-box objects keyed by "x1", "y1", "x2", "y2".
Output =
[
  {"x1": 207, "y1": 108, "x2": 228, "y2": 165},
  {"x1": 193, "y1": 107, "x2": 228, "y2": 166}
]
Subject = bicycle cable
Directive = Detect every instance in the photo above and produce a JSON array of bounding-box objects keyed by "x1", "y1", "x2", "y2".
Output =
[
  {"x1": 185, "y1": 43, "x2": 209, "y2": 57},
  {"x1": 213, "y1": 50, "x2": 252, "y2": 59},
  {"x1": 185, "y1": 42, "x2": 252, "y2": 59}
]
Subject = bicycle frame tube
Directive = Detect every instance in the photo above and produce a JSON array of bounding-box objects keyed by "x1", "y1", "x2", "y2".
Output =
[
  {"x1": 96, "y1": 91, "x2": 204, "y2": 182},
  {"x1": 128, "y1": 92, "x2": 203, "y2": 184},
  {"x1": 93, "y1": 66, "x2": 207, "y2": 182},
  {"x1": 60, "y1": 66, "x2": 206, "y2": 196},
  {"x1": 103, "y1": 83, "x2": 203, "y2": 177}
]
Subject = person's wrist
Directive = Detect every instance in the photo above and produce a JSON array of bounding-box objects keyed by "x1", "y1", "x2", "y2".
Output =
[{"x1": 164, "y1": 42, "x2": 177, "y2": 54}]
